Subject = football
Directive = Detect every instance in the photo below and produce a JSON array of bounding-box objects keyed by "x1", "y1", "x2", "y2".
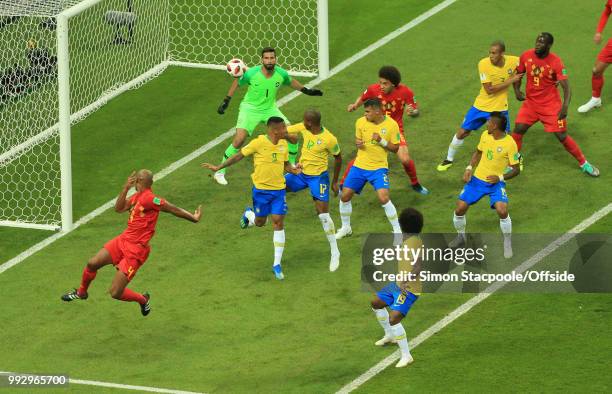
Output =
[{"x1": 226, "y1": 58, "x2": 246, "y2": 77}]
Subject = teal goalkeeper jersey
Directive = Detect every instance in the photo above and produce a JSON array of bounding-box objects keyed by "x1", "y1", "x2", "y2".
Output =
[{"x1": 238, "y1": 65, "x2": 292, "y2": 111}]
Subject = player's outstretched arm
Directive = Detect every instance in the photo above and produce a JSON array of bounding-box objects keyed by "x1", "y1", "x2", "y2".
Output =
[
  {"x1": 114, "y1": 171, "x2": 136, "y2": 213},
  {"x1": 558, "y1": 79, "x2": 571, "y2": 120},
  {"x1": 331, "y1": 153, "x2": 342, "y2": 196},
  {"x1": 483, "y1": 73, "x2": 524, "y2": 95},
  {"x1": 347, "y1": 96, "x2": 363, "y2": 112},
  {"x1": 217, "y1": 79, "x2": 239, "y2": 114},
  {"x1": 290, "y1": 79, "x2": 323, "y2": 96},
  {"x1": 161, "y1": 202, "x2": 202, "y2": 223},
  {"x1": 201, "y1": 152, "x2": 245, "y2": 172}
]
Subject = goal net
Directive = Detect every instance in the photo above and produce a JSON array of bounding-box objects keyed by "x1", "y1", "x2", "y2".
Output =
[{"x1": 0, "y1": 0, "x2": 327, "y2": 231}]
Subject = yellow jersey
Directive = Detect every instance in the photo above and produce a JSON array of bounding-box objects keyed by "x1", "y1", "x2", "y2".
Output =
[
  {"x1": 473, "y1": 55, "x2": 520, "y2": 111},
  {"x1": 353, "y1": 116, "x2": 400, "y2": 171},
  {"x1": 240, "y1": 135, "x2": 288, "y2": 190},
  {"x1": 397, "y1": 235, "x2": 422, "y2": 295},
  {"x1": 287, "y1": 123, "x2": 341, "y2": 176},
  {"x1": 474, "y1": 131, "x2": 519, "y2": 183}
]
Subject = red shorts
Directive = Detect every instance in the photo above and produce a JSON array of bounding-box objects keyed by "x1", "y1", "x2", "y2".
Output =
[
  {"x1": 516, "y1": 100, "x2": 567, "y2": 133},
  {"x1": 104, "y1": 235, "x2": 150, "y2": 281},
  {"x1": 597, "y1": 38, "x2": 612, "y2": 64}
]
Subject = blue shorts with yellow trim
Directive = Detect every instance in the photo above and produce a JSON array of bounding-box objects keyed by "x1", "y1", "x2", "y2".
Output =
[
  {"x1": 343, "y1": 166, "x2": 389, "y2": 194},
  {"x1": 252, "y1": 187, "x2": 287, "y2": 217},
  {"x1": 461, "y1": 106, "x2": 510, "y2": 132},
  {"x1": 285, "y1": 171, "x2": 330, "y2": 202},
  {"x1": 376, "y1": 283, "x2": 419, "y2": 316},
  {"x1": 459, "y1": 176, "x2": 508, "y2": 208}
]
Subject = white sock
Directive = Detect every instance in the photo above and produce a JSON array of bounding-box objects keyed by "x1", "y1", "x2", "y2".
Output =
[
  {"x1": 382, "y1": 200, "x2": 401, "y2": 233},
  {"x1": 339, "y1": 200, "x2": 352, "y2": 228},
  {"x1": 500, "y1": 215, "x2": 512, "y2": 240},
  {"x1": 372, "y1": 308, "x2": 392, "y2": 337},
  {"x1": 446, "y1": 135, "x2": 464, "y2": 162},
  {"x1": 453, "y1": 213, "x2": 466, "y2": 235},
  {"x1": 390, "y1": 322, "x2": 411, "y2": 358},
  {"x1": 319, "y1": 213, "x2": 339, "y2": 255},
  {"x1": 273, "y1": 230, "x2": 285, "y2": 266}
]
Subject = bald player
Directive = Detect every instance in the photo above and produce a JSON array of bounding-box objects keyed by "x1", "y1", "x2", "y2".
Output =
[{"x1": 61, "y1": 170, "x2": 202, "y2": 316}]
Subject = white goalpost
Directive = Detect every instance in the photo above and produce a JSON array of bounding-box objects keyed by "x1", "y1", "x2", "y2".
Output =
[{"x1": 0, "y1": 0, "x2": 330, "y2": 232}]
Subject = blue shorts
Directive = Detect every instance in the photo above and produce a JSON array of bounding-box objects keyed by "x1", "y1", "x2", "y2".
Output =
[
  {"x1": 342, "y1": 166, "x2": 389, "y2": 194},
  {"x1": 285, "y1": 171, "x2": 330, "y2": 202},
  {"x1": 376, "y1": 283, "x2": 419, "y2": 316},
  {"x1": 459, "y1": 176, "x2": 508, "y2": 208},
  {"x1": 252, "y1": 187, "x2": 287, "y2": 217},
  {"x1": 461, "y1": 106, "x2": 510, "y2": 132}
]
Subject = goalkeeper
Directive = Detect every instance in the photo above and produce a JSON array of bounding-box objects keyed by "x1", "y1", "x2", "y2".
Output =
[{"x1": 214, "y1": 46, "x2": 323, "y2": 185}]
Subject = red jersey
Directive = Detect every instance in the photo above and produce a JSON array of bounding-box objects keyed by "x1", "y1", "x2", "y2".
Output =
[
  {"x1": 517, "y1": 49, "x2": 567, "y2": 107},
  {"x1": 360, "y1": 83, "x2": 417, "y2": 132},
  {"x1": 121, "y1": 189, "x2": 165, "y2": 245},
  {"x1": 597, "y1": 0, "x2": 612, "y2": 33}
]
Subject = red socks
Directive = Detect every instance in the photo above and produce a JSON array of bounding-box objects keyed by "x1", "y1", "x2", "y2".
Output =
[
  {"x1": 77, "y1": 267, "x2": 97, "y2": 296},
  {"x1": 592, "y1": 74, "x2": 604, "y2": 98},
  {"x1": 120, "y1": 288, "x2": 146, "y2": 304},
  {"x1": 511, "y1": 133, "x2": 523, "y2": 151},
  {"x1": 561, "y1": 136, "x2": 586, "y2": 165},
  {"x1": 402, "y1": 159, "x2": 419, "y2": 185},
  {"x1": 340, "y1": 159, "x2": 354, "y2": 185}
]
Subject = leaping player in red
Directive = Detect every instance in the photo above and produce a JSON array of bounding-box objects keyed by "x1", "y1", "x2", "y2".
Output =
[
  {"x1": 61, "y1": 170, "x2": 202, "y2": 316},
  {"x1": 511, "y1": 33, "x2": 600, "y2": 177},
  {"x1": 578, "y1": 0, "x2": 612, "y2": 113},
  {"x1": 344, "y1": 66, "x2": 430, "y2": 195}
]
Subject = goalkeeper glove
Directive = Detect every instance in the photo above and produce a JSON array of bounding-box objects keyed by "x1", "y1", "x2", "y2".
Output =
[
  {"x1": 217, "y1": 96, "x2": 232, "y2": 114},
  {"x1": 301, "y1": 87, "x2": 323, "y2": 96}
]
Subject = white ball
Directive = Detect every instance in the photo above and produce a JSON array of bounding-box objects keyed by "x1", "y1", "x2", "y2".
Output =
[{"x1": 226, "y1": 58, "x2": 246, "y2": 78}]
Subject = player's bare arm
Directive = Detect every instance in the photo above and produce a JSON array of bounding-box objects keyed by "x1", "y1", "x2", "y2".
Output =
[
  {"x1": 331, "y1": 153, "x2": 342, "y2": 196},
  {"x1": 513, "y1": 77, "x2": 525, "y2": 101},
  {"x1": 483, "y1": 73, "x2": 524, "y2": 95},
  {"x1": 558, "y1": 79, "x2": 571, "y2": 120},
  {"x1": 217, "y1": 78, "x2": 239, "y2": 114},
  {"x1": 355, "y1": 138, "x2": 365, "y2": 150},
  {"x1": 463, "y1": 150, "x2": 482, "y2": 183},
  {"x1": 201, "y1": 152, "x2": 245, "y2": 172},
  {"x1": 161, "y1": 202, "x2": 202, "y2": 223},
  {"x1": 290, "y1": 79, "x2": 323, "y2": 96},
  {"x1": 285, "y1": 161, "x2": 302, "y2": 175},
  {"x1": 347, "y1": 96, "x2": 364, "y2": 112},
  {"x1": 114, "y1": 171, "x2": 136, "y2": 213},
  {"x1": 371, "y1": 132, "x2": 399, "y2": 153},
  {"x1": 284, "y1": 131, "x2": 299, "y2": 144},
  {"x1": 406, "y1": 103, "x2": 419, "y2": 117}
]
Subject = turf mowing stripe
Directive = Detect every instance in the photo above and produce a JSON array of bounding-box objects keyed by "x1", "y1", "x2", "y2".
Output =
[
  {"x1": 0, "y1": 0, "x2": 459, "y2": 275},
  {"x1": 0, "y1": 371, "x2": 203, "y2": 394},
  {"x1": 335, "y1": 201, "x2": 612, "y2": 394}
]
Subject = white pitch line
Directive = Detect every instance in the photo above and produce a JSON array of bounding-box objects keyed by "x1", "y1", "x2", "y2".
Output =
[
  {"x1": 0, "y1": 372, "x2": 203, "y2": 394},
  {"x1": 0, "y1": 0, "x2": 459, "y2": 275},
  {"x1": 336, "y1": 201, "x2": 612, "y2": 394}
]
